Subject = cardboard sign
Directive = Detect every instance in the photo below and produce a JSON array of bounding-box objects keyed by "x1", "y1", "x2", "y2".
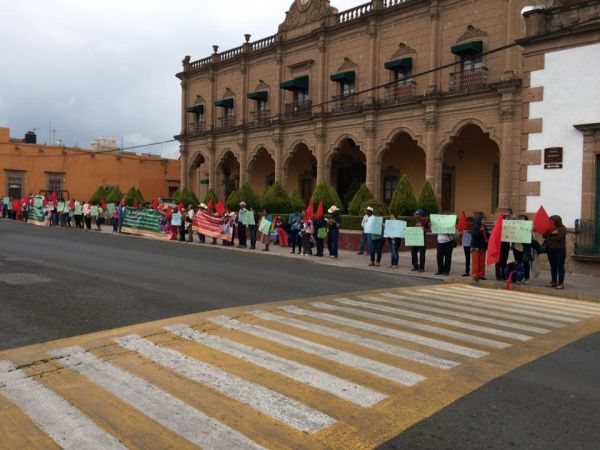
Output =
[
  {"x1": 91, "y1": 205, "x2": 99, "y2": 217},
  {"x1": 384, "y1": 220, "x2": 407, "y2": 238},
  {"x1": 431, "y1": 214, "x2": 457, "y2": 234},
  {"x1": 259, "y1": 217, "x2": 272, "y2": 235},
  {"x1": 171, "y1": 212, "x2": 182, "y2": 226},
  {"x1": 404, "y1": 227, "x2": 425, "y2": 247},
  {"x1": 106, "y1": 203, "x2": 116, "y2": 214},
  {"x1": 74, "y1": 202, "x2": 83, "y2": 215},
  {"x1": 2, "y1": 197, "x2": 10, "y2": 209},
  {"x1": 241, "y1": 210, "x2": 255, "y2": 226},
  {"x1": 502, "y1": 220, "x2": 533, "y2": 244},
  {"x1": 364, "y1": 216, "x2": 384, "y2": 235},
  {"x1": 57, "y1": 202, "x2": 65, "y2": 213}
]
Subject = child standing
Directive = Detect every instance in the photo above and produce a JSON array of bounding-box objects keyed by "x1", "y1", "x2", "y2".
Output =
[{"x1": 462, "y1": 217, "x2": 474, "y2": 277}]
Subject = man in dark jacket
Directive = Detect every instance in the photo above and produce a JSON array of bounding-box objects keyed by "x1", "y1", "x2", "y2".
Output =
[{"x1": 470, "y1": 212, "x2": 489, "y2": 281}]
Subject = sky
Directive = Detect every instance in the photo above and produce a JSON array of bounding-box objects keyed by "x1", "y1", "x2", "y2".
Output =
[{"x1": 0, "y1": 0, "x2": 363, "y2": 158}]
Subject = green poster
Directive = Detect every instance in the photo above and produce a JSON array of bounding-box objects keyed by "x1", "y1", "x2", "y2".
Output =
[
  {"x1": 2, "y1": 197, "x2": 10, "y2": 210},
  {"x1": 106, "y1": 203, "x2": 116, "y2": 214},
  {"x1": 91, "y1": 206, "x2": 99, "y2": 217},
  {"x1": 501, "y1": 220, "x2": 533, "y2": 244},
  {"x1": 241, "y1": 210, "x2": 255, "y2": 226},
  {"x1": 57, "y1": 202, "x2": 65, "y2": 213},
  {"x1": 33, "y1": 196, "x2": 44, "y2": 208},
  {"x1": 75, "y1": 202, "x2": 83, "y2": 215},
  {"x1": 28, "y1": 205, "x2": 45, "y2": 224},
  {"x1": 122, "y1": 206, "x2": 162, "y2": 234},
  {"x1": 404, "y1": 227, "x2": 425, "y2": 247},
  {"x1": 430, "y1": 214, "x2": 457, "y2": 234},
  {"x1": 258, "y1": 217, "x2": 272, "y2": 235}
]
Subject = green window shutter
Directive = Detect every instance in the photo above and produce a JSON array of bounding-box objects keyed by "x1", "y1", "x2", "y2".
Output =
[
  {"x1": 280, "y1": 75, "x2": 309, "y2": 91},
  {"x1": 451, "y1": 41, "x2": 483, "y2": 56},
  {"x1": 330, "y1": 71, "x2": 356, "y2": 83},
  {"x1": 186, "y1": 105, "x2": 204, "y2": 114},
  {"x1": 247, "y1": 91, "x2": 269, "y2": 101},
  {"x1": 215, "y1": 98, "x2": 234, "y2": 108},
  {"x1": 384, "y1": 58, "x2": 413, "y2": 71}
]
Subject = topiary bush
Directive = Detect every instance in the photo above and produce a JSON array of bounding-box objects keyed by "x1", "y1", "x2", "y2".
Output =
[
  {"x1": 389, "y1": 175, "x2": 418, "y2": 216},
  {"x1": 311, "y1": 180, "x2": 341, "y2": 212},
  {"x1": 348, "y1": 184, "x2": 374, "y2": 215},
  {"x1": 135, "y1": 188, "x2": 145, "y2": 205},
  {"x1": 187, "y1": 190, "x2": 199, "y2": 206},
  {"x1": 289, "y1": 191, "x2": 305, "y2": 212},
  {"x1": 236, "y1": 183, "x2": 261, "y2": 211},
  {"x1": 417, "y1": 180, "x2": 440, "y2": 215},
  {"x1": 105, "y1": 187, "x2": 123, "y2": 204},
  {"x1": 90, "y1": 186, "x2": 108, "y2": 205},
  {"x1": 360, "y1": 199, "x2": 388, "y2": 217},
  {"x1": 124, "y1": 187, "x2": 140, "y2": 206},
  {"x1": 203, "y1": 188, "x2": 219, "y2": 205},
  {"x1": 260, "y1": 181, "x2": 292, "y2": 213}
]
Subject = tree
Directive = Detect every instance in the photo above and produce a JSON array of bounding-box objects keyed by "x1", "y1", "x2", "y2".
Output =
[
  {"x1": 135, "y1": 188, "x2": 145, "y2": 205},
  {"x1": 348, "y1": 184, "x2": 374, "y2": 215},
  {"x1": 235, "y1": 183, "x2": 260, "y2": 211},
  {"x1": 90, "y1": 186, "x2": 108, "y2": 205},
  {"x1": 203, "y1": 188, "x2": 219, "y2": 205},
  {"x1": 329, "y1": 183, "x2": 343, "y2": 211},
  {"x1": 124, "y1": 187, "x2": 139, "y2": 206},
  {"x1": 311, "y1": 180, "x2": 340, "y2": 212},
  {"x1": 289, "y1": 191, "x2": 305, "y2": 212},
  {"x1": 260, "y1": 181, "x2": 292, "y2": 213},
  {"x1": 226, "y1": 189, "x2": 238, "y2": 211},
  {"x1": 417, "y1": 181, "x2": 440, "y2": 215},
  {"x1": 187, "y1": 190, "x2": 199, "y2": 206},
  {"x1": 389, "y1": 175, "x2": 418, "y2": 216},
  {"x1": 105, "y1": 187, "x2": 123, "y2": 204},
  {"x1": 360, "y1": 199, "x2": 388, "y2": 216}
]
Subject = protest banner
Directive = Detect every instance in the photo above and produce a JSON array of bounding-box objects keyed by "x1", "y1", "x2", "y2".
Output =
[
  {"x1": 121, "y1": 207, "x2": 166, "y2": 239},
  {"x1": 364, "y1": 216, "x2": 384, "y2": 235},
  {"x1": 384, "y1": 220, "x2": 407, "y2": 238},
  {"x1": 430, "y1": 214, "x2": 457, "y2": 234},
  {"x1": 241, "y1": 210, "x2": 255, "y2": 226},
  {"x1": 28, "y1": 196, "x2": 46, "y2": 226},
  {"x1": 192, "y1": 210, "x2": 233, "y2": 241},
  {"x1": 106, "y1": 203, "x2": 116, "y2": 215},
  {"x1": 34, "y1": 196, "x2": 44, "y2": 208},
  {"x1": 404, "y1": 227, "x2": 425, "y2": 246},
  {"x1": 501, "y1": 220, "x2": 533, "y2": 244},
  {"x1": 258, "y1": 217, "x2": 272, "y2": 235}
]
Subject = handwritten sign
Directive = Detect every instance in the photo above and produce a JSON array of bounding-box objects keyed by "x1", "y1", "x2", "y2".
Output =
[
  {"x1": 502, "y1": 220, "x2": 533, "y2": 244},
  {"x1": 431, "y1": 214, "x2": 457, "y2": 234},
  {"x1": 2, "y1": 197, "x2": 10, "y2": 208},
  {"x1": 106, "y1": 203, "x2": 116, "y2": 214},
  {"x1": 57, "y1": 202, "x2": 65, "y2": 213},
  {"x1": 364, "y1": 216, "x2": 384, "y2": 235},
  {"x1": 33, "y1": 196, "x2": 44, "y2": 208},
  {"x1": 241, "y1": 210, "x2": 255, "y2": 226},
  {"x1": 91, "y1": 206, "x2": 99, "y2": 217},
  {"x1": 259, "y1": 217, "x2": 272, "y2": 235},
  {"x1": 404, "y1": 227, "x2": 425, "y2": 246},
  {"x1": 74, "y1": 202, "x2": 83, "y2": 215},
  {"x1": 171, "y1": 212, "x2": 182, "y2": 227},
  {"x1": 384, "y1": 220, "x2": 407, "y2": 238}
]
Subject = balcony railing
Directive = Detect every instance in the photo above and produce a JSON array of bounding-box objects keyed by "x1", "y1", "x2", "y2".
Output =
[
  {"x1": 284, "y1": 100, "x2": 312, "y2": 119},
  {"x1": 249, "y1": 110, "x2": 271, "y2": 126},
  {"x1": 575, "y1": 220, "x2": 600, "y2": 256},
  {"x1": 216, "y1": 117, "x2": 236, "y2": 131},
  {"x1": 384, "y1": 80, "x2": 416, "y2": 104},
  {"x1": 187, "y1": 122, "x2": 206, "y2": 137},
  {"x1": 449, "y1": 67, "x2": 488, "y2": 92},
  {"x1": 330, "y1": 94, "x2": 359, "y2": 113}
]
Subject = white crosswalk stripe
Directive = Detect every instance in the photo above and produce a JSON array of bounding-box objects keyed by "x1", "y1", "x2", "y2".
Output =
[
  {"x1": 166, "y1": 324, "x2": 387, "y2": 407},
  {"x1": 253, "y1": 308, "x2": 460, "y2": 369},
  {"x1": 209, "y1": 315, "x2": 427, "y2": 386},
  {"x1": 0, "y1": 361, "x2": 126, "y2": 450},
  {"x1": 342, "y1": 298, "x2": 534, "y2": 341},
  {"x1": 49, "y1": 346, "x2": 265, "y2": 450},
  {"x1": 315, "y1": 301, "x2": 511, "y2": 349},
  {"x1": 379, "y1": 292, "x2": 565, "y2": 328},
  {"x1": 114, "y1": 334, "x2": 336, "y2": 433}
]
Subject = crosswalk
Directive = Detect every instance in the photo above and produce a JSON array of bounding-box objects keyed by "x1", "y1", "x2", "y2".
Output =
[{"x1": 2, "y1": 284, "x2": 600, "y2": 449}]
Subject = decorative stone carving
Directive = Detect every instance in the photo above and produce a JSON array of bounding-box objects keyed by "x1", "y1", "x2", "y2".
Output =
[
  {"x1": 222, "y1": 88, "x2": 236, "y2": 99},
  {"x1": 255, "y1": 80, "x2": 270, "y2": 91},
  {"x1": 391, "y1": 42, "x2": 416, "y2": 60},
  {"x1": 279, "y1": 0, "x2": 338, "y2": 32},
  {"x1": 337, "y1": 57, "x2": 357, "y2": 72},
  {"x1": 456, "y1": 24, "x2": 488, "y2": 43},
  {"x1": 425, "y1": 117, "x2": 438, "y2": 131},
  {"x1": 193, "y1": 95, "x2": 206, "y2": 106},
  {"x1": 288, "y1": 59, "x2": 315, "y2": 73}
]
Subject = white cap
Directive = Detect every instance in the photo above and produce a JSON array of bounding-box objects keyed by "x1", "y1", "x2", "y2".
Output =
[
  {"x1": 366, "y1": 206, "x2": 374, "y2": 212},
  {"x1": 328, "y1": 205, "x2": 339, "y2": 214},
  {"x1": 200, "y1": 203, "x2": 207, "y2": 209}
]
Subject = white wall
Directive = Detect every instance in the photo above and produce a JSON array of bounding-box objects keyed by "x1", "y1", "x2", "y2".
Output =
[{"x1": 526, "y1": 42, "x2": 600, "y2": 228}]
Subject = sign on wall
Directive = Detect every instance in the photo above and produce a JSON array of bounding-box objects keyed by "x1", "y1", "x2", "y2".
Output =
[{"x1": 544, "y1": 147, "x2": 563, "y2": 169}]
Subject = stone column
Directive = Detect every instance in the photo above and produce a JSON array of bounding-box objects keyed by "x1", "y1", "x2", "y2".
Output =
[
  {"x1": 364, "y1": 120, "x2": 377, "y2": 196},
  {"x1": 274, "y1": 130, "x2": 283, "y2": 183},
  {"x1": 498, "y1": 87, "x2": 516, "y2": 211},
  {"x1": 180, "y1": 78, "x2": 188, "y2": 136},
  {"x1": 180, "y1": 145, "x2": 189, "y2": 190},
  {"x1": 315, "y1": 126, "x2": 326, "y2": 183},
  {"x1": 209, "y1": 68, "x2": 217, "y2": 130},
  {"x1": 318, "y1": 33, "x2": 327, "y2": 114},
  {"x1": 427, "y1": 1, "x2": 440, "y2": 93},
  {"x1": 366, "y1": 19, "x2": 378, "y2": 105},
  {"x1": 423, "y1": 98, "x2": 440, "y2": 199},
  {"x1": 275, "y1": 48, "x2": 283, "y2": 119},
  {"x1": 208, "y1": 142, "x2": 216, "y2": 190}
]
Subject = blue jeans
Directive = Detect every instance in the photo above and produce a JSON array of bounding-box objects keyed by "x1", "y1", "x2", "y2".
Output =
[
  {"x1": 359, "y1": 232, "x2": 370, "y2": 253},
  {"x1": 370, "y1": 238, "x2": 384, "y2": 263},
  {"x1": 249, "y1": 225, "x2": 257, "y2": 249},
  {"x1": 329, "y1": 228, "x2": 339, "y2": 257},
  {"x1": 389, "y1": 238, "x2": 400, "y2": 266}
]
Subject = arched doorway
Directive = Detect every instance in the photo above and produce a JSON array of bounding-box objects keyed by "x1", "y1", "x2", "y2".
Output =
[
  {"x1": 216, "y1": 151, "x2": 240, "y2": 200},
  {"x1": 379, "y1": 132, "x2": 426, "y2": 204},
  {"x1": 248, "y1": 147, "x2": 275, "y2": 196},
  {"x1": 441, "y1": 124, "x2": 500, "y2": 215},
  {"x1": 330, "y1": 138, "x2": 366, "y2": 210},
  {"x1": 188, "y1": 152, "x2": 207, "y2": 200},
  {"x1": 285, "y1": 143, "x2": 317, "y2": 203}
]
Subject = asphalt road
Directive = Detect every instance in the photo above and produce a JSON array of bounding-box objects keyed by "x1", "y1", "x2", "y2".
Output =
[{"x1": 0, "y1": 219, "x2": 431, "y2": 350}]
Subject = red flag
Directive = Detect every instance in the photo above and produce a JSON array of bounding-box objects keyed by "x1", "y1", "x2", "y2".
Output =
[
  {"x1": 215, "y1": 200, "x2": 226, "y2": 216},
  {"x1": 69, "y1": 199, "x2": 75, "y2": 209},
  {"x1": 316, "y1": 200, "x2": 324, "y2": 219},
  {"x1": 486, "y1": 213, "x2": 504, "y2": 266},
  {"x1": 152, "y1": 197, "x2": 159, "y2": 210},
  {"x1": 177, "y1": 203, "x2": 184, "y2": 212},
  {"x1": 101, "y1": 199, "x2": 107, "y2": 209},
  {"x1": 133, "y1": 198, "x2": 140, "y2": 208},
  {"x1": 51, "y1": 191, "x2": 58, "y2": 205},
  {"x1": 119, "y1": 199, "x2": 125, "y2": 207},
  {"x1": 533, "y1": 206, "x2": 555, "y2": 235},
  {"x1": 457, "y1": 211, "x2": 469, "y2": 233},
  {"x1": 304, "y1": 201, "x2": 314, "y2": 223},
  {"x1": 206, "y1": 198, "x2": 214, "y2": 212},
  {"x1": 165, "y1": 207, "x2": 172, "y2": 218}
]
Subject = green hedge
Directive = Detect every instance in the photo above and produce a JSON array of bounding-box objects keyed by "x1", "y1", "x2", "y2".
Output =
[{"x1": 260, "y1": 181, "x2": 292, "y2": 213}]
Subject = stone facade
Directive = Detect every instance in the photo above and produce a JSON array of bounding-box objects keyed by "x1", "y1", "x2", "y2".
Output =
[{"x1": 176, "y1": 0, "x2": 539, "y2": 217}]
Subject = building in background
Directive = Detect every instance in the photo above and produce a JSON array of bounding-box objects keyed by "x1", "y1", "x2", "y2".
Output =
[
  {"x1": 90, "y1": 137, "x2": 119, "y2": 152},
  {"x1": 0, "y1": 127, "x2": 180, "y2": 201}
]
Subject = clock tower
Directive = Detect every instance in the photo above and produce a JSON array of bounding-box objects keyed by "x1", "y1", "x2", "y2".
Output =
[{"x1": 279, "y1": 0, "x2": 338, "y2": 34}]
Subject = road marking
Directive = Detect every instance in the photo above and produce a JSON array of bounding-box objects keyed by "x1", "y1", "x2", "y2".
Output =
[
  {"x1": 0, "y1": 361, "x2": 125, "y2": 450},
  {"x1": 165, "y1": 324, "x2": 387, "y2": 407},
  {"x1": 360, "y1": 295, "x2": 550, "y2": 334},
  {"x1": 48, "y1": 346, "x2": 264, "y2": 450},
  {"x1": 114, "y1": 334, "x2": 335, "y2": 434},
  {"x1": 344, "y1": 298, "x2": 533, "y2": 341},
  {"x1": 379, "y1": 292, "x2": 564, "y2": 328},
  {"x1": 209, "y1": 316, "x2": 427, "y2": 386},
  {"x1": 315, "y1": 301, "x2": 511, "y2": 349},
  {"x1": 274, "y1": 306, "x2": 459, "y2": 369}
]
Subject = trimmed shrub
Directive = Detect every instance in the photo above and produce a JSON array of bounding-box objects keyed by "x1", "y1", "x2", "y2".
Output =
[
  {"x1": 311, "y1": 181, "x2": 340, "y2": 212},
  {"x1": 417, "y1": 181, "x2": 440, "y2": 215},
  {"x1": 124, "y1": 187, "x2": 140, "y2": 206},
  {"x1": 389, "y1": 175, "x2": 418, "y2": 216},
  {"x1": 105, "y1": 187, "x2": 123, "y2": 204},
  {"x1": 260, "y1": 181, "x2": 292, "y2": 213},
  {"x1": 203, "y1": 188, "x2": 219, "y2": 205},
  {"x1": 226, "y1": 189, "x2": 238, "y2": 211},
  {"x1": 360, "y1": 199, "x2": 388, "y2": 217},
  {"x1": 187, "y1": 190, "x2": 199, "y2": 206},
  {"x1": 348, "y1": 184, "x2": 374, "y2": 215},
  {"x1": 289, "y1": 191, "x2": 305, "y2": 212},
  {"x1": 90, "y1": 186, "x2": 108, "y2": 205},
  {"x1": 236, "y1": 183, "x2": 260, "y2": 211},
  {"x1": 329, "y1": 184, "x2": 343, "y2": 211},
  {"x1": 135, "y1": 188, "x2": 145, "y2": 205}
]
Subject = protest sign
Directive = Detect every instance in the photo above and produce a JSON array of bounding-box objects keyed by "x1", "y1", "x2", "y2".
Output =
[
  {"x1": 170, "y1": 212, "x2": 182, "y2": 227},
  {"x1": 501, "y1": 220, "x2": 533, "y2": 244},
  {"x1": 91, "y1": 206, "x2": 99, "y2": 217},
  {"x1": 431, "y1": 214, "x2": 457, "y2": 234},
  {"x1": 241, "y1": 210, "x2": 255, "y2": 226},
  {"x1": 74, "y1": 202, "x2": 83, "y2": 215},
  {"x1": 259, "y1": 217, "x2": 272, "y2": 235},
  {"x1": 384, "y1": 220, "x2": 407, "y2": 238},
  {"x1": 57, "y1": 202, "x2": 65, "y2": 213},
  {"x1": 106, "y1": 203, "x2": 116, "y2": 215},
  {"x1": 192, "y1": 210, "x2": 233, "y2": 241},
  {"x1": 404, "y1": 227, "x2": 425, "y2": 246},
  {"x1": 364, "y1": 216, "x2": 384, "y2": 235},
  {"x1": 34, "y1": 196, "x2": 44, "y2": 208},
  {"x1": 121, "y1": 207, "x2": 166, "y2": 239},
  {"x1": 2, "y1": 197, "x2": 10, "y2": 209}
]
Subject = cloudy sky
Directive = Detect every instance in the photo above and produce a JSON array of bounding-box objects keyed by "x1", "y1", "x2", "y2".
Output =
[{"x1": 0, "y1": 0, "x2": 362, "y2": 158}]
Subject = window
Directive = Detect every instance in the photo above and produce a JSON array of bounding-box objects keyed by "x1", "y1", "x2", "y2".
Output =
[
  {"x1": 168, "y1": 185, "x2": 179, "y2": 198},
  {"x1": 294, "y1": 89, "x2": 308, "y2": 105},
  {"x1": 257, "y1": 99, "x2": 268, "y2": 112},
  {"x1": 224, "y1": 106, "x2": 235, "y2": 119},
  {"x1": 393, "y1": 66, "x2": 413, "y2": 83},
  {"x1": 460, "y1": 51, "x2": 483, "y2": 72},
  {"x1": 383, "y1": 176, "x2": 399, "y2": 204},
  {"x1": 340, "y1": 80, "x2": 355, "y2": 97},
  {"x1": 195, "y1": 111, "x2": 204, "y2": 124},
  {"x1": 46, "y1": 172, "x2": 64, "y2": 193}
]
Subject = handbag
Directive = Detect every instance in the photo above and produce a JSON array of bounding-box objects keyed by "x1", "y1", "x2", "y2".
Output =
[{"x1": 317, "y1": 227, "x2": 328, "y2": 239}]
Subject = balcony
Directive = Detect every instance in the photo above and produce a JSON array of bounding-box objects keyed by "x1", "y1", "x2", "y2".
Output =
[
  {"x1": 575, "y1": 220, "x2": 600, "y2": 259},
  {"x1": 216, "y1": 117, "x2": 236, "y2": 131},
  {"x1": 284, "y1": 100, "x2": 312, "y2": 119},
  {"x1": 449, "y1": 67, "x2": 488, "y2": 92},
  {"x1": 249, "y1": 110, "x2": 271, "y2": 127},
  {"x1": 330, "y1": 94, "x2": 359, "y2": 113},
  {"x1": 384, "y1": 80, "x2": 416, "y2": 104},
  {"x1": 187, "y1": 122, "x2": 206, "y2": 138}
]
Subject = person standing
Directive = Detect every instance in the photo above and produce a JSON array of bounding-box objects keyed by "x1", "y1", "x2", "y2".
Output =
[
  {"x1": 327, "y1": 206, "x2": 342, "y2": 258},
  {"x1": 302, "y1": 215, "x2": 314, "y2": 256},
  {"x1": 495, "y1": 209, "x2": 513, "y2": 280},
  {"x1": 411, "y1": 209, "x2": 430, "y2": 272},
  {"x1": 95, "y1": 205, "x2": 104, "y2": 231},
  {"x1": 186, "y1": 205, "x2": 195, "y2": 242},
  {"x1": 462, "y1": 217, "x2": 474, "y2": 277},
  {"x1": 260, "y1": 211, "x2": 272, "y2": 252},
  {"x1": 82, "y1": 201, "x2": 92, "y2": 230},
  {"x1": 512, "y1": 214, "x2": 532, "y2": 284},
  {"x1": 470, "y1": 213, "x2": 488, "y2": 281},
  {"x1": 543, "y1": 215, "x2": 567, "y2": 289},
  {"x1": 368, "y1": 215, "x2": 384, "y2": 267},
  {"x1": 358, "y1": 208, "x2": 372, "y2": 255},
  {"x1": 111, "y1": 206, "x2": 119, "y2": 233},
  {"x1": 314, "y1": 215, "x2": 327, "y2": 257},
  {"x1": 386, "y1": 213, "x2": 401, "y2": 269},
  {"x1": 237, "y1": 202, "x2": 248, "y2": 248},
  {"x1": 288, "y1": 210, "x2": 303, "y2": 254},
  {"x1": 436, "y1": 232, "x2": 456, "y2": 276}
]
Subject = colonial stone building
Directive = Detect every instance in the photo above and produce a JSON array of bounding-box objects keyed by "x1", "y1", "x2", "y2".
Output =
[{"x1": 176, "y1": 0, "x2": 558, "y2": 218}]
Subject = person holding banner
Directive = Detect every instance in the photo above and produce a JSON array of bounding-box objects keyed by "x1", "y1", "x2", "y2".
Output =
[
  {"x1": 237, "y1": 202, "x2": 248, "y2": 248},
  {"x1": 314, "y1": 214, "x2": 327, "y2": 257},
  {"x1": 512, "y1": 215, "x2": 533, "y2": 283},
  {"x1": 367, "y1": 215, "x2": 384, "y2": 267},
  {"x1": 288, "y1": 210, "x2": 303, "y2": 254},
  {"x1": 358, "y1": 207, "x2": 373, "y2": 255},
  {"x1": 386, "y1": 213, "x2": 402, "y2": 269},
  {"x1": 301, "y1": 214, "x2": 314, "y2": 256},
  {"x1": 495, "y1": 209, "x2": 513, "y2": 280},
  {"x1": 186, "y1": 205, "x2": 195, "y2": 243},
  {"x1": 95, "y1": 205, "x2": 105, "y2": 231},
  {"x1": 461, "y1": 217, "x2": 474, "y2": 277},
  {"x1": 470, "y1": 213, "x2": 489, "y2": 281},
  {"x1": 543, "y1": 215, "x2": 567, "y2": 289},
  {"x1": 259, "y1": 211, "x2": 272, "y2": 252},
  {"x1": 83, "y1": 201, "x2": 92, "y2": 230},
  {"x1": 411, "y1": 210, "x2": 430, "y2": 272}
]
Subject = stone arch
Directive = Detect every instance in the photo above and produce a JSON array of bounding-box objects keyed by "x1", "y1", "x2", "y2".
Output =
[
  {"x1": 247, "y1": 146, "x2": 275, "y2": 196},
  {"x1": 215, "y1": 149, "x2": 240, "y2": 200},
  {"x1": 284, "y1": 141, "x2": 318, "y2": 202},
  {"x1": 187, "y1": 151, "x2": 209, "y2": 200},
  {"x1": 327, "y1": 133, "x2": 365, "y2": 165},
  {"x1": 377, "y1": 127, "x2": 425, "y2": 163},
  {"x1": 328, "y1": 136, "x2": 367, "y2": 209},
  {"x1": 438, "y1": 118, "x2": 501, "y2": 159}
]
